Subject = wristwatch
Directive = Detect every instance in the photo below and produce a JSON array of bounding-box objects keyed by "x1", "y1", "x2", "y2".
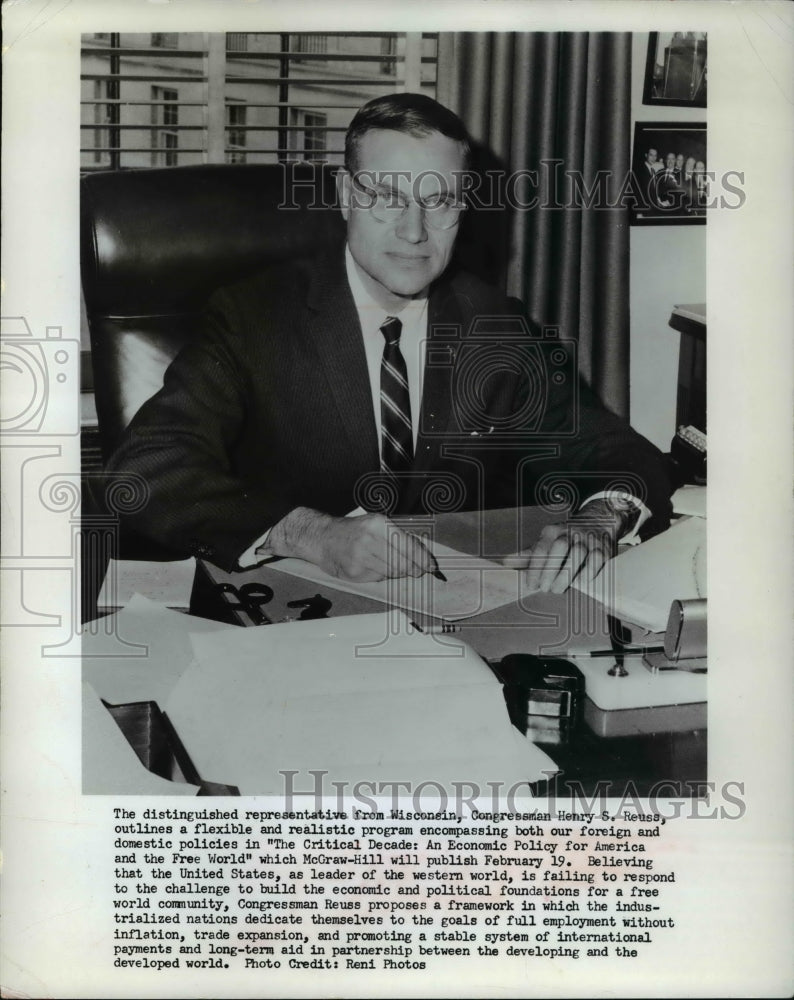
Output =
[{"x1": 605, "y1": 494, "x2": 642, "y2": 536}]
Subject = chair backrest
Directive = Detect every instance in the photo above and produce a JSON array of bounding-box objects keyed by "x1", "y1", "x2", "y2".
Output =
[{"x1": 80, "y1": 162, "x2": 344, "y2": 460}]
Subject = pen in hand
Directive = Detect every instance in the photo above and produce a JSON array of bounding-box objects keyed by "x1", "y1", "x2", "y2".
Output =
[
  {"x1": 430, "y1": 554, "x2": 447, "y2": 582},
  {"x1": 403, "y1": 526, "x2": 446, "y2": 581}
]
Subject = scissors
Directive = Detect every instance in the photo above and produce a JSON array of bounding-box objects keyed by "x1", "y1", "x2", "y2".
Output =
[{"x1": 213, "y1": 582, "x2": 274, "y2": 625}]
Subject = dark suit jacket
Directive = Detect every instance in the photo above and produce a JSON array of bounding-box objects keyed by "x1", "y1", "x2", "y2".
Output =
[
  {"x1": 681, "y1": 173, "x2": 698, "y2": 211},
  {"x1": 655, "y1": 170, "x2": 685, "y2": 210},
  {"x1": 639, "y1": 162, "x2": 659, "y2": 208},
  {"x1": 107, "y1": 244, "x2": 672, "y2": 571}
]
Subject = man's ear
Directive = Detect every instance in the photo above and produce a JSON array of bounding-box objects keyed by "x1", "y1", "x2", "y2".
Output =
[{"x1": 337, "y1": 169, "x2": 352, "y2": 222}]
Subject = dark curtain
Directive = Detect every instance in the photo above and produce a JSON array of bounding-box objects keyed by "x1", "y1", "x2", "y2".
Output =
[{"x1": 437, "y1": 32, "x2": 632, "y2": 418}]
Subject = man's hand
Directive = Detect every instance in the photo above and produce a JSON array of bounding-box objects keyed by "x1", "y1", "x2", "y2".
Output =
[
  {"x1": 523, "y1": 498, "x2": 635, "y2": 594},
  {"x1": 266, "y1": 506, "x2": 436, "y2": 582}
]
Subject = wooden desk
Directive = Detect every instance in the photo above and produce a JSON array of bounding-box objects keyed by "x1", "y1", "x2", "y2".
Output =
[{"x1": 189, "y1": 507, "x2": 707, "y2": 796}]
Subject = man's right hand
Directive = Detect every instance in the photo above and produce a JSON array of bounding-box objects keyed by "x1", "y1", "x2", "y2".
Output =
[{"x1": 264, "y1": 506, "x2": 436, "y2": 582}]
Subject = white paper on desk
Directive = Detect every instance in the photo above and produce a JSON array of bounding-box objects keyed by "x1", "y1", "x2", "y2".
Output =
[
  {"x1": 574, "y1": 516, "x2": 707, "y2": 633},
  {"x1": 672, "y1": 485, "x2": 707, "y2": 518},
  {"x1": 165, "y1": 613, "x2": 557, "y2": 795},
  {"x1": 82, "y1": 593, "x2": 237, "y2": 706},
  {"x1": 267, "y1": 542, "x2": 531, "y2": 621},
  {"x1": 82, "y1": 682, "x2": 199, "y2": 796},
  {"x1": 97, "y1": 557, "x2": 196, "y2": 609}
]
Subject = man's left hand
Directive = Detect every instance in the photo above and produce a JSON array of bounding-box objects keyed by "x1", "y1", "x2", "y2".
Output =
[{"x1": 523, "y1": 498, "x2": 631, "y2": 594}]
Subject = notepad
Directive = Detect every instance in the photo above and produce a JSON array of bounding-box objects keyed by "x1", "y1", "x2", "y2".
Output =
[
  {"x1": 164, "y1": 613, "x2": 558, "y2": 796},
  {"x1": 266, "y1": 542, "x2": 530, "y2": 621}
]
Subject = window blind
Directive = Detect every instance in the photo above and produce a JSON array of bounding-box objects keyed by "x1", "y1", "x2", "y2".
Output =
[{"x1": 80, "y1": 32, "x2": 439, "y2": 171}]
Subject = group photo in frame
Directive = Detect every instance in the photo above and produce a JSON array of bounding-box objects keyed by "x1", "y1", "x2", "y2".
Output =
[{"x1": 630, "y1": 121, "x2": 707, "y2": 225}]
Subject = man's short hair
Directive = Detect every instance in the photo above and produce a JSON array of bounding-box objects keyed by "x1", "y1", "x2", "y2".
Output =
[{"x1": 344, "y1": 93, "x2": 471, "y2": 173}]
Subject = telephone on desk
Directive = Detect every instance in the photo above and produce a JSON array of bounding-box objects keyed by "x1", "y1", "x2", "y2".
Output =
[
  {"x1": 671, "y1": 424, "x2": 707, "y2": 484},
  {"x1": 668, "y1": 302, "x2": 707, "y2": 486}
]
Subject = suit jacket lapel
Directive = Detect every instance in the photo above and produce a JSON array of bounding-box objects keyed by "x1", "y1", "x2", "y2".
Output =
[
  {"x1": 414, "y1": 276, "x2": 464, "y2": 470},
  {"x1": 299, "y1": 249, "x2": 468, "y2": 513},
  {"x1": 302, "y1": 245, "x2": 380, "y2": 475},
  {"x1": 392, "y1": 276, "x2": 465, "y2": 514}
]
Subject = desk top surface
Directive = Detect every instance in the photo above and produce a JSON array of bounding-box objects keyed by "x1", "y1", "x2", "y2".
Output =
[
  {"x1": 88, "y1": 507, "x2": 708, "y2": 795},
  {"x1": 195, "y1": 506, "x2": 600, "y2": 662},
  {"x1": 192, "y1": 507, "x2": 707, "y2": 723}
]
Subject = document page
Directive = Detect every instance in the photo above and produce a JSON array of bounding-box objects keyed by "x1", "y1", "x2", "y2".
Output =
[{"x1": 267, "y1": 542, "x2": 532, "y2": 621}]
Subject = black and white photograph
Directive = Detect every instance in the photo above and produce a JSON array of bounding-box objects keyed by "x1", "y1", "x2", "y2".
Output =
[
  {"x1": 631, "y1": 122, "x2": 708, "y2": 224},
  {"x1": 2, "y1": 3, "x2": 792, "y2": 999},
  {"x1": 643, "y1": 32, "x2": 707, "y2": 107},
  {"x1": 78, "y1": 31, "x2": 708, "y2": 798}
]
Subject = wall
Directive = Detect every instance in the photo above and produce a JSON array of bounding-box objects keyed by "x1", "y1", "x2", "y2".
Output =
[{"x1": 629, "y1": 33, "x2": 706, "y2": 450}]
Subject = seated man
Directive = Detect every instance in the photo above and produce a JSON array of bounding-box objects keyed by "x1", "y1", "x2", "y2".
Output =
[{"x1": 107, "y1": 93, "x2": 672, "y2": 594}]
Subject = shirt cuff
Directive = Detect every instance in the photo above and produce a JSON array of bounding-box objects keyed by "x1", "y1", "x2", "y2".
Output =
[
  {"x1": 237, "y1": 528, "x2": 274, "y2": 568},
  {"x1": 240, "y1": 507, "x2": 366, "y2": 570},
  {"x1": 579, "y1": 491, "x2": 651, "y2": 546}
]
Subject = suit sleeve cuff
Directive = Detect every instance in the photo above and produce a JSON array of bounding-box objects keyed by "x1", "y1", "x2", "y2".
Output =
[{"x1": 237, "y1": 528, "x2": 274, "y2": 568}]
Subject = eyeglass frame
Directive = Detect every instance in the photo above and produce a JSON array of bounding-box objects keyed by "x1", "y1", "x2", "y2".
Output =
[{"x1": 346, "y1": 172, "x2": 468, "y2": 231}]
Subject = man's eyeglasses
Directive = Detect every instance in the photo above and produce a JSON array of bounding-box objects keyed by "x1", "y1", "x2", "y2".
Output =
[{"x1": 349, "y1": 176, "x2": 466, "y2": 231}]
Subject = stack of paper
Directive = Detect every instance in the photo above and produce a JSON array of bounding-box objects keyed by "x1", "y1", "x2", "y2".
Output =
[
  {"x1": 165, "y1": 613, "x2": 557, "y2": 796},
  {"x1": 574, "y1": 516, "x2": 707, "y2": 633}
]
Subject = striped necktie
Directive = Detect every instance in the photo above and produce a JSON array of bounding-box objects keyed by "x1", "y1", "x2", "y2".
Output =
[{"x1": 379, "y1": 316, "x2": 413, "y2": 473}]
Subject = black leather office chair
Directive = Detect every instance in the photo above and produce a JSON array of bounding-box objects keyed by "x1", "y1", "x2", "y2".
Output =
[
  {"x1": 78, "y1": 162, "x2": 343, "y2": 619},
  {"x1": 80, "y1": 163, "x2": 343, "y2": 574},
  {"x1": 81, "y1": 163, "x2": 344, "y2": 463}
]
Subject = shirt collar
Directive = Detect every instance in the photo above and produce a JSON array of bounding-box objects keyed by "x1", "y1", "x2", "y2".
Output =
[{"x1": 345, "y1": 245, "x2": 428, "y2": 323}]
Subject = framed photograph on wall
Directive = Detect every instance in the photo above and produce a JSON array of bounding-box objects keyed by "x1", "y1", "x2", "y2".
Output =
[
  {"x1": 643, "y1": 32, "x2": 707, "y2": 107},
  {"x1": 631, "y1": 121, "x2": 707, "y2": 226}
]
